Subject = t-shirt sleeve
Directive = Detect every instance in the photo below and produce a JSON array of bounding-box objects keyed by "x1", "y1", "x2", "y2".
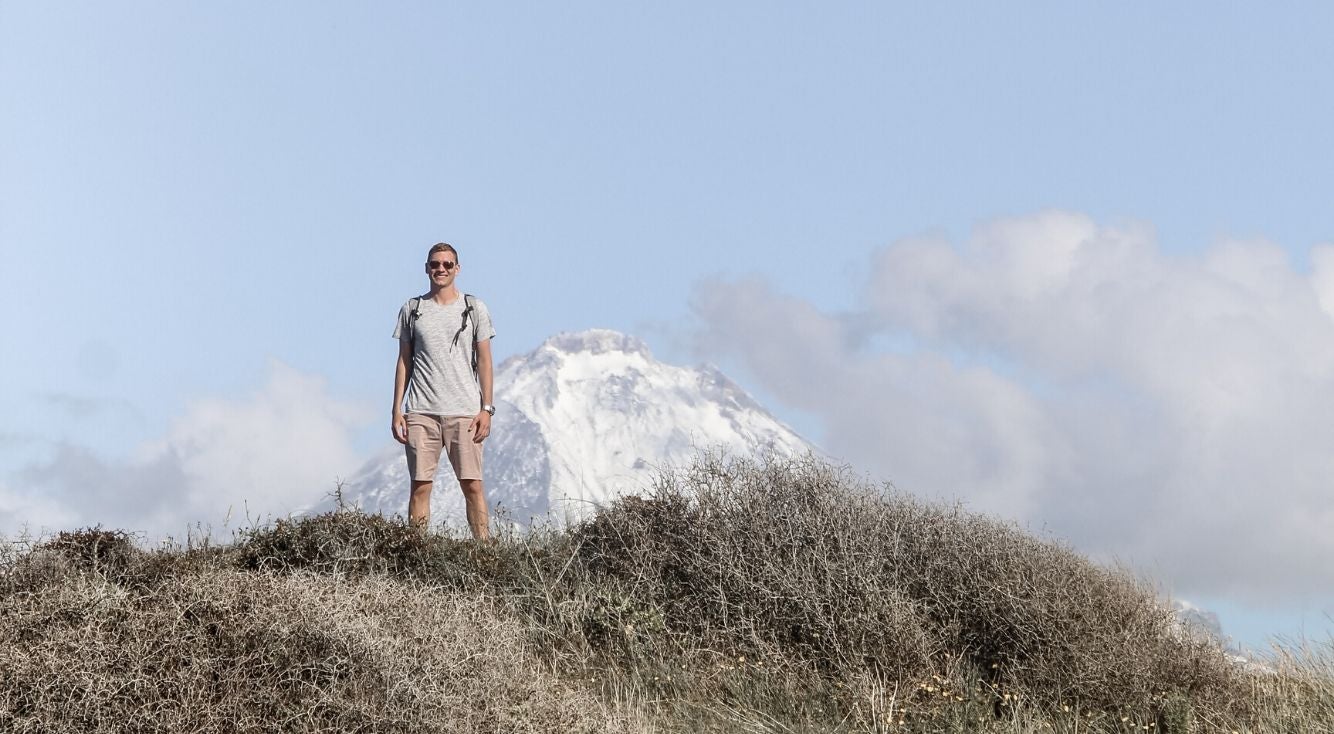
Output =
[
  {"x1": 474, "y1": 299, "x2": 496, "y2": 341},
  {"x1": 392, "y1": 302, "x2": 412, "y2": 341}
]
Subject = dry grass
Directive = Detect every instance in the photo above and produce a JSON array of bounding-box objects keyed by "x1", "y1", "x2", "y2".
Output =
[
  {"x1": 0, "y1": 544, "x2": 640, "y2": 733},
  {"x1": 1244, "y1": 637, "x2": 1334, "y2": 732},
  {"x1": 1, "y1": 452, "x2": 1331, "y2": 733}
]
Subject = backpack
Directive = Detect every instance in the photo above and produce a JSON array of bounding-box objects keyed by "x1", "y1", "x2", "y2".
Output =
[{"x1": 406, "y1": 294, "x2": 480, "y2": 378}]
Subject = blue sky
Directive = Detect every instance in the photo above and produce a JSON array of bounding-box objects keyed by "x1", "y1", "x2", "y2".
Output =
[{"x1": 3, "y1": 2, "x2": 1333, "y2": 651}]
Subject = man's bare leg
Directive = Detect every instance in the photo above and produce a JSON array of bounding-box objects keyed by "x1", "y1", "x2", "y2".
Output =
[
  {"x1": 460, "y1": 479, "x2": 489, "y2": 541},
  {"x1": 409, "y1": 480, "x2": 433, "y2": 529}
]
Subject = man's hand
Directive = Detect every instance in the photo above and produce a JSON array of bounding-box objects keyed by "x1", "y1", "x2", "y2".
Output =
[
  {"x1": 469, "y1": 411, "x2": 491, "y2": 443},
  {"x1": 392, "y1": 413, "x2": 408, "y2": 445}
]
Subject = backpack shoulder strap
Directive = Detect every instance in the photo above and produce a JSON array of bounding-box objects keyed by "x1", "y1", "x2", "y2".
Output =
[
  {"x1": 463, "y1": 294, "x2": 481, "y2": 379},
  {"x1": 406, "y1": 297, "x2": 422, "y2": 340},
  {"x1": 464, "y1": 294, "x2": 476, "y2": 338}
]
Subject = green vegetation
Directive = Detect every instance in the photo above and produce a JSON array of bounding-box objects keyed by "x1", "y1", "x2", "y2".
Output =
[{"x1": 2, "y1": 453, "x2": 1330, "y2": 732}]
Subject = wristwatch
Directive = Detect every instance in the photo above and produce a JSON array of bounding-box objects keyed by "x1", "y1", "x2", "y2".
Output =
[{"x1": 482, "y1": 404, "x2": 496, "y2": 416}]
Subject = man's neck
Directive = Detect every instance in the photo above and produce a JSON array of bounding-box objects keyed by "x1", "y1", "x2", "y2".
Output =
[{"x1": 428, "y1": 284, "x2": 461, "y2": 305}]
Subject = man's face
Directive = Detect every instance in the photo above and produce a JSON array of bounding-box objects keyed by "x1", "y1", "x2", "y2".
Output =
[{"x1": 425, "y1": 252, "x2": 459, "y2": 287}]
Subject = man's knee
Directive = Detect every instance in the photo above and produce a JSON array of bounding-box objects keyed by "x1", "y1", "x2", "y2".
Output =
[{"x1": 459, "y1": 479, "x2": 484, "y2": 496}]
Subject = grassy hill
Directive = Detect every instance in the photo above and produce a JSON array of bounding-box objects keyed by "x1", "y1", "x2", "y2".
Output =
[{"x1": 2, "y1": 453, "x2": 1330, "y2": 732}]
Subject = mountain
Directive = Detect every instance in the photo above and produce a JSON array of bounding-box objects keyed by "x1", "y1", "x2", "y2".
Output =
[
  {"x1": 1172, "y1": 599, "x2": 1226, "y2": 645},
  {"x1": 308, "y1": 329, "x2": 815, "y2": 527}
]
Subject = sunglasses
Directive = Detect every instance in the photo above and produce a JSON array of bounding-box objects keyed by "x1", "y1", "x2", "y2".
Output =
[{"x1": 427, "y1": 260, "x2": 457, "y2": 271}]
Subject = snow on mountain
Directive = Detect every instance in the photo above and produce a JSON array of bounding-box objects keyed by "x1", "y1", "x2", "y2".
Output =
[
  {"x1": 1172, "y1": 599, "x2": 1226, "y2": 645},
  {"x1": 307, "y1": 329, "x2": 815, "y2": 528}
]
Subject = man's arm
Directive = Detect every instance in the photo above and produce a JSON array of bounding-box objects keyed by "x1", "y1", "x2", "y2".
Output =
[
  {"x1": 392, "y1": 339, "x2": 412, "y2": 444},
  {"x1": 470, "y1": 338, "x2": 494, "y2": 443}
]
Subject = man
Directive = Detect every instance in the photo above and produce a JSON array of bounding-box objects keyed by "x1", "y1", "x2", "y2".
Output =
[{"x1": 391, "y1": 242, "x2": 496, "y2": 539}]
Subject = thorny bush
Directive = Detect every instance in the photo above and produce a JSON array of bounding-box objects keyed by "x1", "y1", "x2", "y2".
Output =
[{"x1": 574, "y1": 452, "x2": 1244, "y2": 720}]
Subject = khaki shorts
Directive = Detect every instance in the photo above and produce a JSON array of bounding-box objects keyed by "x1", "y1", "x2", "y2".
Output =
[{"x1": 405, "y1": 413, "x2": 484, "y2": 482}]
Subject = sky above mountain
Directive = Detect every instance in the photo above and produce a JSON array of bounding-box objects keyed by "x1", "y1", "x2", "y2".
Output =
[{"x1": 3, "y1": 2, "x2": 1333, "y2": 650}]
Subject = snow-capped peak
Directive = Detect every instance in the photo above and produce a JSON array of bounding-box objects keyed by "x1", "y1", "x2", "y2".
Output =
[
  {"x1": 312, "y1": 329, "x2": 815, "y2": 528},
  {"x1": 531, "y1": 329, "x2": 654, "y2": 359}
]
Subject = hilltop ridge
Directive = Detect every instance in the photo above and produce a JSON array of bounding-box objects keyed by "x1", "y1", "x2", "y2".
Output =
[{"x1": 6, "y1": 452, "x2": 1320, "y2": 733}]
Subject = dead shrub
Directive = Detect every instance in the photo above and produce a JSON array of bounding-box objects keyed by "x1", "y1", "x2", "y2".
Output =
[
  {"x1": 575, "y1": 452, "x2": 1244, "y2": 720},
  {"x1": 232, "y1": 509, "x2": 482, "y2": 585},
  {"x1": 0, "y1": 567, "x2": 640, "y2": 733},
  {"x1": 41, "y1": 527, "x2": 139, "y2": 579}
]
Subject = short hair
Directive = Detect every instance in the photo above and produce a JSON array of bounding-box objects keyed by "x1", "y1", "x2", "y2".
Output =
[{"x1": 427, "y1": 242, "x2": 458, "y2": 263}]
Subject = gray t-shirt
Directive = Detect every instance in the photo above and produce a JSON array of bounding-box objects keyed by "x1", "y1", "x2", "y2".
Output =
[{"x1": 393, "y1": 294, "x2": 496, "y2": 417}]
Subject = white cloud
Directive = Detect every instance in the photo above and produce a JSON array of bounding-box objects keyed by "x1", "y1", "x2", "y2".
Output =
[
  {"x1": 1, "y1": 363, "x2": 371, "y2": 540},
  {"x1": 0, "y1": 479, "x2": 74, "y2": 536},
  {"x1": 692, "y1": 210, "x2": 1334, "y2": 601}
]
